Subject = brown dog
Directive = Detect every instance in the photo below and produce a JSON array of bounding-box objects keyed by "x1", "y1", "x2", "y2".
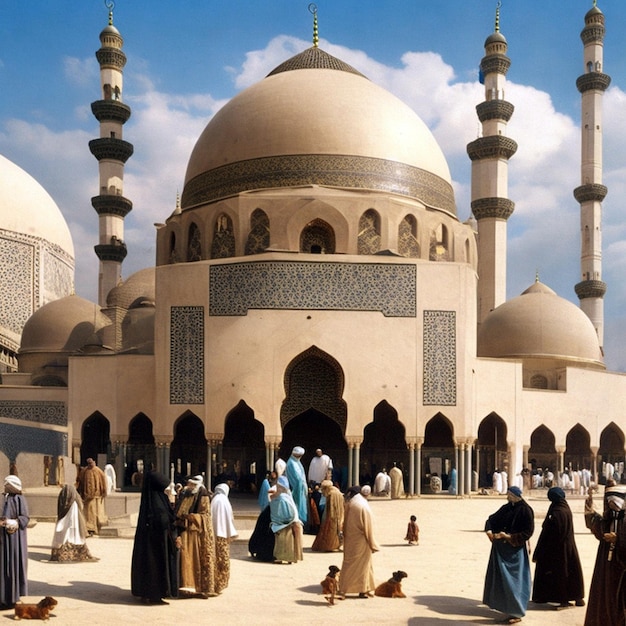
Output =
[
  {"x1": 374, "y1": 571, "x2": 407, "y2": 598},
  {"x1": 13, "y1": 597, "x2": 58, "y2": 621},
  {"x1": 320, "y1": 565, "x2": 341, "y2": 605}
]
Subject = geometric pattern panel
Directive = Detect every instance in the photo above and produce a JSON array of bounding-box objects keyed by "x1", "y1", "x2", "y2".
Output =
[
  {"x1": 170, "y1": 306, "x2": 205, "y2": 404},
  {"x1": 0, "y1": 400, "x2": 67, "y2": 425},
  {"x1": 209, "y1": 261, "x2": 416, "y2": 317},
  {"x1": 0, "y1": 235, "x2": 35, "y2": 336},
  {"x1": 0, "y1": 422, "x2": 67, "y2": 460},
  {"x1": 423, "y1": 310, "x2": 457, "y2": 406}
]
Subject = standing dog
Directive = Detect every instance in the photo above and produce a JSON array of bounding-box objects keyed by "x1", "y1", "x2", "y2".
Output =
[
  {"x1": 374, "y1": 571, "x2": 408, "y2": 598},
  {"x1": 320, "y1": 565, "x2": 341, "y2": 605},
  {"x1": 13, "y1": 596, "x2": 58, "y2": 620}
]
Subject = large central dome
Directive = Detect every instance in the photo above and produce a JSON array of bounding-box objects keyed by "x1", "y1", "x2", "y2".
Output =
[{"x1": 182, "y1": 47, "x2": 455, "y2": 216}]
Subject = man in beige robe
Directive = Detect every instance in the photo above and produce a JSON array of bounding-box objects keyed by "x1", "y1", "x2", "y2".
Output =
[
  {"x1": 76, "y1": 458, "x2": 108, "y2": 535},
  {"x1": 389, "y1": 464, "x2": 405, "y2": 499},
  {"x1": 339, "y1": 487, "x2": 379, "y2": 598},
  {"x1": 312, "y1": 480, "x2": 344, "y2": 552}
]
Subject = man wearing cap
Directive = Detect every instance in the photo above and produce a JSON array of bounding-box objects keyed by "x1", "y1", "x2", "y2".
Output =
[
  {"x1": 286, "y1": 446, "x2": 308, "y2": 525},
  {"x1": 308, "y1": 448, "x2": 333, "y2": 485},
  {"x1": 0, "y1": 475, "x2": 29, "y2": 609},
  {"x1": 584, "y1": 483, "x2": 626, "y2": 625},
  {"x1": 482, "y1": 485, "x2": 534, "y2": 624},
  {"x1": 174, "y1": 475, "x2": 217, "y2": 598}
]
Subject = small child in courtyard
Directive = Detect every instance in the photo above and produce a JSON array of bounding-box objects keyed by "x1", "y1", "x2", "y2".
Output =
[{"x1": 404, "y1": 514, "x2": 419, "y2": 545}]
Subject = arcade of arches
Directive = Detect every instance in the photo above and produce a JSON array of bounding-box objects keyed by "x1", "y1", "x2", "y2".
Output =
[{"x1": 78, "y1": 408, "x2": 624, "y2": 494}]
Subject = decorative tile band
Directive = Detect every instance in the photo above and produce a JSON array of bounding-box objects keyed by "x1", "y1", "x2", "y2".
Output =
[
  {"x1": 0, "y1": 400, "x2": 67, "y2": 426},
  {"x1": 0, "y1": 421, "x2": 67, "y2": 460},
  {"x1": 209, "y1": 261, "x2": 417, "y2": 317},
  {"x1": 423, "y1": 310, "x2": 457, "y2": 406},
  {"x1": 170, "y1": 306, "x2": 205, "y2": 404},
  {"x1": 182, "y1": 153, "x2": 456, "y2": 216}
]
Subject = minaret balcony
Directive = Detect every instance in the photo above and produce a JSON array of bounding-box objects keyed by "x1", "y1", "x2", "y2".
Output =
[
  {"x1": 576, "y1": 72, "x2": 611, "y2": 93},
  {"x1": 91, "y1": 194, "x2": 133, "y2": 218},
  {"x1": 91, "y1": 100, "x2": 131, "y2": 124},
  {"x1": 96, "y1": 47, "x2": 127, "y2": 70},
  {"x1": 479, "y1": 54, "x2": 511, "y2": 76},
  {"x1": 573, "y1": 183, "x2": 608, "y2": 204},
  {"x1": 575, "y1": 279, "x2": 607, "y2": 300},
  {"x1": 95, "y1": 240, "x2": 128, "y2": 263},
  {"x1": 467, "y1": 135, "x2": 517, "y2": 161},
  {"x1": 471, "y1": 197, "x2": 515, "y2": 221},
  {"x1": 580, "y1": 23, "x2": 605, "y2": 45},
  {"x1": 476, "y1": 100, "x2": 514, "y2": 123},
  {"x1": 89, "y1": 137, "x2": 134, "y2": 163}
]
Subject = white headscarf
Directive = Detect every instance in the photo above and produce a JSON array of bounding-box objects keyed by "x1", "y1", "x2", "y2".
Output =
[
  {"x1": 211, "y1": 483, "x2": 238, "y2": 539},
  {"x1": 4, "y1": 475, "x2": 22, "y2": 494}
]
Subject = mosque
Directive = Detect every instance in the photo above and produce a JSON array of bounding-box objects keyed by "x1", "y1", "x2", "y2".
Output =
[{"x1": 1, "y1": 3, "x2": 624, "y2": 496}]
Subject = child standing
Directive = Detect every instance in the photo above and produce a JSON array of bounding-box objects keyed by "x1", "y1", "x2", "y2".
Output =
[{"x1": 404, "y1": 514, "x2": 419, "y2": 545}]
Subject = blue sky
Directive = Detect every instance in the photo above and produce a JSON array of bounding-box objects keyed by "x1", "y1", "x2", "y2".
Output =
[{"x1": 2, "y1": 1, "x2": 626, "y2": 370}]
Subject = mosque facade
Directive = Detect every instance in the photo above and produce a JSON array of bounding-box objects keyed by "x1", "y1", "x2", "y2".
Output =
[{"x1": 1, "y1": 4, "x2": 625, "y2": 495}]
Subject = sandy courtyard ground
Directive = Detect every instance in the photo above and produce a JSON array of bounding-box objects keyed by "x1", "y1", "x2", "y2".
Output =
[{"x1": 1, "y1": 492, "x2": 604, "y2": 625}]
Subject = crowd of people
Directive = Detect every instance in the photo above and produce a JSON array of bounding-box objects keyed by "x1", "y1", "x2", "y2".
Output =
[{"x1": 3, "y1": 452, "x2": 626, "y2": 623}]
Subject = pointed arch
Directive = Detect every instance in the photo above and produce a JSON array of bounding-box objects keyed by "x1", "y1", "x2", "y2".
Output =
[
  {"x1": 280, "y1": 346, "x2": 346, "y2": 431},
  {"x1": 170, "y1": 411, "x2": 207, "y2": 483},
  {"x1": 429, "y1": 223, "x2": 449, "y2": 261},
  {"x1": 126, "y1": 413, "x2": 156, "y2": 488},
  {"x1": 80, "y1": 412, "x2": 111, "y2": 466},
  {"x1": 398, "y1": 214, "x2": 420, "y2": 258},
  {"x1": 358, "y1": 209, "x2": 381, "y2": 255},
  {"x1": 599, "y1": 422, "x2": 625, "y2": 481},
  {"x1": 528, "y1": 425, "x2": 557, "y2": 473},
  {"x1": 245, "y1": 208, "x2": 270, "y2": 255},
  {"x1": 300, "y1": 218, "x2": 335, "y2": 254},
  {"x1": 187, "y1": 222, "x2": 202, "y2": 261},
  {"x1": 168, "y1": 231, "x2": 178, "y2": 264},
  {"x1": 477, "y1": 412, "x2": 508, "y2": 488},
  {"x1": 211, "y1": 213, "x2": 235, "y2": 258},
  {"x1": 361, "y1": 400, "x2": 408, "y2": 487},
  {"x1": 222, "y1": 400, "x2": 266, "y2": 492},
  {"x1": 565, "y1": 424, "x2": 591, "y2": 472},
  {"x1": 422, "y1": 413, "x2": 455, "y2": 491}
]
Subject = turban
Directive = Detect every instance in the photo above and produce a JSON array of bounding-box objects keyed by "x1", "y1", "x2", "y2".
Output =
[
  {"x1": 507, "y1": 486, "x2": 522, "y2": 500},
  {"x1": 4, "y1": 475, "x2": 22, "y2": 493},
  {"x1": 291, "y1": 446, "x2": 305, "y2": 457},
  {"x1": 361, "y1": 485, "x2": 372, "y2": 496},
  {"x1": 188, "y1": 475, "x2": 204, "y2": 486},
  {"x1": 548, "y1": 487, "x2": 566, "y2": 502}
]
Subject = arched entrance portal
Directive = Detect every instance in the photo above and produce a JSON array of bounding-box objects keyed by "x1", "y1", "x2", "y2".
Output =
[
  {"x1": 422, "y1": 413, "x2": 454, "y2": 492},
  {"x1": 280, "y1": 346, "x2": 348, "y2": 480},
  {"x1": 529, "y1": 425, "x2": 557, "y2": 478},
  {"x1": 221, "y1": 400, "x2": 265, "y2": 493},
  {"x1": 280, "y1": 408, "x2": 347, "y2": 483},
  {"x1": 80, "y1": 412, "x2": 111, "y2": 466},
  {"x1": 477, "y1": 413, "x2": 508, "y2": 489},
  {"x1": 170, "y1": 412, "x2": 207, "y2": 484},
  {"x1": 361, "y1": 401, "x2": 408, "y2": 488},
  {"x1": 599, "y1": 422, "x2": 625, "y2": 483},
  {"x1": 126, "y1": 413, "x2": 156, "y2": 488},
  {"x1": 565, "y1": 424, "x2": 591, "y2": 472}
]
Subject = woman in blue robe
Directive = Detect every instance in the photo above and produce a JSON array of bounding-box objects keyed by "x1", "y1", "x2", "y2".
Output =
[
  {"x1": 269, "y1": 476, "x2": 303, "y2": 563},
  {"x1": 483, "y1": 485, "x2": 534, "y2": 624}
]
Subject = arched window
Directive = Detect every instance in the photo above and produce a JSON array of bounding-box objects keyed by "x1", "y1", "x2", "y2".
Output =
[
  {"x1": 245, "y1": 209, "x2": 270, "y2": 255},
  {"x1": 187, "y1": 223, "x2": 202, "y2": 262},
  {"x1": 429, "y1": 224, "x2": 449, "y2": 261},
  {"x1": 300, "y1": 219, "x2": 335, "y2": 254},
  {"x1": 358, "y1": 209, "x2": 381, "y2": 254},
  {"x1": 530, "y1": 374, "x2": 548, "y2": 389},
  {"x1": 398, "y1": 215, "x2": 420, "y2": 258},
  {"x1": 169, "y1": 232, "x2": 178, "y2": 264},
  {"x1": 211, "y1": 214, "x2": 236, "y2": 258}
]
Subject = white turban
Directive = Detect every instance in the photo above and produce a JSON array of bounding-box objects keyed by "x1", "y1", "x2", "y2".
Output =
[
  {"x1": 292, "y1": 446, "x2": 305, "y2": 457},
  {"x1": 188, "y1": 475, "x2": 204, "y2": 486},
  {"x1": 361, "y1": 485, "x2": 372, "y2": 497},
  {"x1": 4, "y1": 475, "x2": 22, "y2": 493}
]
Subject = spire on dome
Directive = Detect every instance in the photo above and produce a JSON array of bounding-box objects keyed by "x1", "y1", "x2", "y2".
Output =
[
  {"x1": 309, "y1": 3, "x2": 319, "y2": 47},
  {"x1": 495, "y1": 0, "x2": 501, "y2": 33},
  {"x1": 105, "y1": 0, "x2": 115, "y2": 26}
]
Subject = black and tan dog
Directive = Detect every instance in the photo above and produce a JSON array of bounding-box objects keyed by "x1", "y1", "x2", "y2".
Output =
[
  {"x1": 320, "y1": 565, "x2": 341, "y2": 605},
  {"x1": 374, "y1": 571, "x2": 408, "y2": 598},
  {"x1": 13, "y1": 596, "x2": 58, "y2": 621}
]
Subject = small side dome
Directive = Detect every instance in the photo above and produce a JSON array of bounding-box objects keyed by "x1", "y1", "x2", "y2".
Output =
[
  {"x1": 477, "y1": 281, "x2": 604, "y2": 367},
  {"x1": 106, "y1": 267, "x2": 155, "y2": 309},
  {"x1": 19, "y1": 295, "x2": 110, "y2": 354}
]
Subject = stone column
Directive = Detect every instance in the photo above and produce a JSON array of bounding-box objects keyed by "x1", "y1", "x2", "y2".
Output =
[
  {"x1": 591, "y1": 446, "x2": 599, "y2": 484},
  {"x1": 556, "y1": 445, "x2": 566, "y2": 475},
  {"x1": 347, "y1": 441, "x2": 354, "y2": 488},
  {"x1": 407, "y1": 439, "x2": 416, "y2": 496},
  {"x1": 416, "y1": 438, "x2": 424, "y2": 496}
]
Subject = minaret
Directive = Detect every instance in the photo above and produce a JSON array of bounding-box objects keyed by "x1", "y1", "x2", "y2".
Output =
[
  {"x1": 467, "y1": 4, "x2": 517, "y2": 325},
  {"x1": 89, "y1": 3, "x2": 133, "y2": 307},
  {"x1": 574, "y1": 1, "x2": 610, "y2": 352}
]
